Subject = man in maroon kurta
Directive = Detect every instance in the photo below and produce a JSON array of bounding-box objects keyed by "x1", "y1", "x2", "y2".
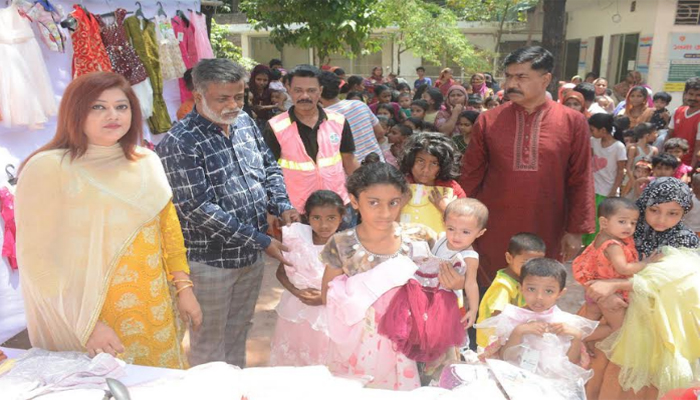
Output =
[{"x1": 460, "y1": 47, "x2": 595, "y2": 286}]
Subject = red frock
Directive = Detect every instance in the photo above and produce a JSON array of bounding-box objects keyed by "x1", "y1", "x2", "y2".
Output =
[
  {"x1": 70, "y1": 5, "x2": 112, "y2": 78},
  {"x1": 459, "y1": 100, "x2": 595, "y2": 286}
]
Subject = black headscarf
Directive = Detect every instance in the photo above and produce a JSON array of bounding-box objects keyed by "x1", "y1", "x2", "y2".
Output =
[{"x1": 634, "y1": 177, "x2": 700, "y2": 257}]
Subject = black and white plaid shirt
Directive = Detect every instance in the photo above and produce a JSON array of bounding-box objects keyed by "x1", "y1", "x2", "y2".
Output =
[{"x1": 156, "y1": 109, "x2": 293, "y2": 269}]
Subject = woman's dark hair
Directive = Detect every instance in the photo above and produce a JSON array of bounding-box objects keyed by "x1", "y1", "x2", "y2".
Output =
[
  {"x1": 459, "y1": 110, "x2": 480, "y2": 124},
  {"x1": 269, "y1": 58, "x2": 283, "y2": 68},
  {"x1": 400, "y1": 132, "x2": 460, "y2": 181},
  {"x1": 333, "y1": 68, "x2": 346, "y2": 76},
  {"x1": 628, "y1": 86, "x2": 649, "y2": 102},
  {"x1": 361, "y1": 152, "x2": 381, "y2": 165},
  {"x1": 424, "y1": 87, "x2": 444, "y2": 110},
  {"x1": 585, "y1": 72, "x2": 598, "y2": 80},
  {"x1": 304, "y1": 190, "x2": 345, "y2": 217},
  {"x1": 376, "y1": 103, "x2": 400, "y2": 121},
  {"x1": 413, "y1": 84, "x2": 429, "y2": 101},
  {"x1": 345, "y1": 91, "x2": 364, "y2": 101},
  {"x1": 588, "y1": 113, "x2": 614, "y2": 133},
  {"x1": 503, "y1": 46, "x2": 554, "y2": 73},
  {"x1": 346, "y1": 162, "x2": 410, "y2": 198}
]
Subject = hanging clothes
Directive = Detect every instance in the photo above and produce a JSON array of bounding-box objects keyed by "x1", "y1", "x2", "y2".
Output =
[
  {"x1": 23, "y1": 1, "x2": 67, "y2": 53},
  {"x1": 69, "y1": 5, "x2": 112, "y2": 78},
  {"x1": 189, "y1": 10, "x2": 213, "y2": 60},
  {"x1": 155, "y1": 15, "x2": 186, "y2": 81},
  {"x1": 95, "y1": 9, "x2": 147, "y2": 85},
  {"x1": 0, "y1": 3, "x2": 58, "y2": 128},
  {"x1": 171, "y1": 15, "x2": 196, "y2": 103},
  {"x1": 0, "y1": 187, "x2": 17, "y2": 270},
  {"x1": 95, "y1": 8, "x2": 154, "y2": 119},
  {"x1": 124, "y1": 16, "x2": 171, "y2": 134}
]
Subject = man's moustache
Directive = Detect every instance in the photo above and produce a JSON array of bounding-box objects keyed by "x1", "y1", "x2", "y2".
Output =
[
  {"x1": 297, "y1": 100, "x2": 313, "y2": 103},
  {"x1": 506, "y1": 89, "x2": 523, "y2": 95}
]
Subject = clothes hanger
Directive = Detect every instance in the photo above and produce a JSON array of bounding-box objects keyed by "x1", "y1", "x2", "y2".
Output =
[
  {"x1": 175, "y1": 0, "x2": 189, "y2": 26},
  {"x1": 5, "y1": 165, "x2": 17, "y2": 186},
  {"x1": 99, "y1": 0, "x2": 132, "y2": 19},
  {"x1": 133, "y1": 1, "x2": 145, "y2": 19},
  {"x1": 156, "y1": 1, "x2": 166, "y2": 18}
]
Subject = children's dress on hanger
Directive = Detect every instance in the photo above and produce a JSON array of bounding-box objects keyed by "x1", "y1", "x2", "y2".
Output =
[
  {"x1": 69, "y1": 4, "x2": 112, "y2": 77},
  {"x1": 23, "y1": 0, "x2": 67, "y2": 53},
  {"x1": 189, "y1": 10, "x2": 213, "y2": 60},
  {"x1": 0, "y1": 3, "x2": 58, "y2": 128},
  {"x1": 124, "y1": 16, "x2": 171, "y2": 134},
  {"x1": 155, "y1": 15, "x2": 186, "y2": 81},
  {"x1": 171, "y1": 15, "x2": 196, "y2": 103},
  {"x1": 0, "y1": 187, "x2": 17, "y2": 270},
  {"x1": 95, "y1": 8, "x2": 154, "y2": 119}
]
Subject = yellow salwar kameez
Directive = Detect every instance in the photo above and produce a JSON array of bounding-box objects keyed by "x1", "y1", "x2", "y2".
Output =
[{"x1": 99, "y1": 202, "x2": 189, "y2": 369}]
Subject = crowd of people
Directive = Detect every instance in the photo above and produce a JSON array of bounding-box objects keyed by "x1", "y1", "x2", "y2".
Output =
[{"x1": 7, "y1": 45, "x2": 700, "y2": 399}]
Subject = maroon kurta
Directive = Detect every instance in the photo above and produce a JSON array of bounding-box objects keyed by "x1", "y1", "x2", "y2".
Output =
[{"x1": 460, "y1": 99, "x2": 595, "y2": 286}]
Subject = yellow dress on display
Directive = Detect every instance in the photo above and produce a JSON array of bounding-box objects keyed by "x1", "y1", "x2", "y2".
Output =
[{"x1": 99, "y1": 202, "x2": 189, "y2": 369}]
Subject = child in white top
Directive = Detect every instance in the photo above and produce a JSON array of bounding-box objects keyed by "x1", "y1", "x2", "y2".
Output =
[{"x1": 431, "y1": 198, "x2": 487, "y2": 328}]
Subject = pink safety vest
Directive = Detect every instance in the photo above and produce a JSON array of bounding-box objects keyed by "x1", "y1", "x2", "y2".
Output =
[{"x1": 270, "y1": 110, "x2": 350, "y2": 211}]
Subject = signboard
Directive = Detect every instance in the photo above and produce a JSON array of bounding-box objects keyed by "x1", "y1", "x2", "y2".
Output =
[
  {"x1": 667, "y1": 33, "x2": 700, "y2": 83},
  {"x1": 637, "y1": 36, "x2": 652, "y2": 73},
  {"x1": 663, "y1": 82, "x2": 686, "y2": 92}
]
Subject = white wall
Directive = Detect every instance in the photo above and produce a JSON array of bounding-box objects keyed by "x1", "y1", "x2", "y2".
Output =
[
  {"x1": 565, "y1": 0, "x2": 700, "y2": 110},
  {"x1": 565, "y1": 0, "x2": 657, "y2": 82}
]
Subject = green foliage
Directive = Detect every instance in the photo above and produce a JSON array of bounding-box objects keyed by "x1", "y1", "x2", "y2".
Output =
[
  {"x1": 450, "y1": 0, "x2": 538, "y2": 22},
  {"x1": 240, "y1": 0, "x2": 384, "y2": 65},
  {"x1": 210, "y1": 19, "x2": 257, "y2": 70},
  {"x1": 379, "y1": 0, "x2": 492, "y2": 73}
]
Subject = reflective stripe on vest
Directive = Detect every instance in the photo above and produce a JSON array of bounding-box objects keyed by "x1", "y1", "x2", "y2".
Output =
[{"x1": 278, "y1": 153, "x2": 342, "y2": 171}]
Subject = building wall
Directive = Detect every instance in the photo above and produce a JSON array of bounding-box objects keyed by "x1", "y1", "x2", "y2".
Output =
[{"x1": 565, "y1": 0, "x2": 700, "y2": 109}]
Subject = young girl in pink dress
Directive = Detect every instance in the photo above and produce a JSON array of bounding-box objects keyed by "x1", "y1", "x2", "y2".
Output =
[
  {"x1": 269, "y1": 190, "x2": 345, "y2": 366},
  {"x1": 321, "y1": 162, "x2": 457, "y2": 390}
]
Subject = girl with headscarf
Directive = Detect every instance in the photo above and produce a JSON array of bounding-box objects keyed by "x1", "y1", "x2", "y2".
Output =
[
  {"x1": 248, "y1": 64, "x2": 275, "y2": 126},
  {"x1": 633, "y1": 177, "x2": 700, "y2": 257},
  {"x1": 618, "y1": 86, "x2": 654, "y2": 129},
  {"x1": 435, "y1": 85, "x2": 468, "y2": 137},
  {"x1": 470, "y1": 73, "x2": 494, "y2": 100},
  {"x1": 583, "y1": 177, "x2": 700, "y2": 399},
  {"x1": 562, "y1": 91, "x2": 590, "y2": 117},
  {"x1": 434, "y1": 68, "x2": 455, "y2": 97}
]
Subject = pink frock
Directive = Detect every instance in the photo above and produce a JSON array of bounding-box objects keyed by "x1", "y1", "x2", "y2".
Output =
[
  {"x1": 171, "y1": 15, "x2": 196, "y2": 103},
  {"x1": 189, "y1": 11, "x2": 213, "y2": 60},
  {"x1": 319, "y1": 225, "x2": 435, "y2": 390},
  {"x1": 269, "y1": 223, "x2": 330, "y2": 366}
]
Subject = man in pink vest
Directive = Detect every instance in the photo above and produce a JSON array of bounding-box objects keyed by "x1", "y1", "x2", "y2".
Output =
[
  {"x1": 262, "y1": 64, "x2": 360, "y2": 222},
  {"x1": 668, "y1": 77, "x2": 700, "y2": 167}
]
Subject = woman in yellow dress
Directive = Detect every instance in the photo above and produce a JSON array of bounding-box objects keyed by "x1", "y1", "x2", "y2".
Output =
[{"x1": 15, "y1": 72, "x2": 202, "y2": 369}]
